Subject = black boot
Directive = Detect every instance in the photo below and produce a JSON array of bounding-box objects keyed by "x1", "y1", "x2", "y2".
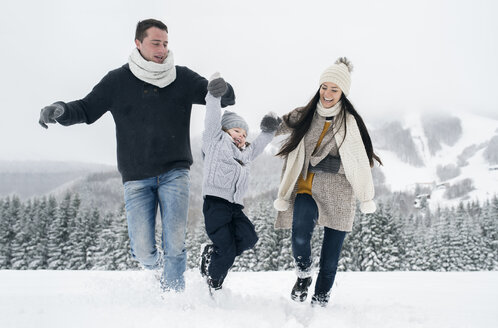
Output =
[
  {"x1": 200, "y1": 244, "x2": 214, "y2": 278},
  {"x1": 311, "y1": 293, "x2": 330, "y2": 307},
  {"x1": 291, "y1": 277, "x2": 312, "y2": 302},
  {"x1": 207, "y1": 277, "x2": 223, "y2": 295}
]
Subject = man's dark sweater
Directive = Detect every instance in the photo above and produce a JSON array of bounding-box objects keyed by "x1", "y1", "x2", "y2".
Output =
[{"x1": 56, "y1": 64, "x2": 235, "y2": 182}]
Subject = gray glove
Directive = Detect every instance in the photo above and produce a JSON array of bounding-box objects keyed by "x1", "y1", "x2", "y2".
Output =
[
  {"x1": 260, "y1": 112, "x2": 282, "y2": 133},
  {"x1": 207, "y1": 72, "x2": 228, "y2": 98},
  {"x1": 309, "y1": 155, "x2": 341, "y2": 174},
  {"x1": 39, "y1": 103, "x2": 64, "y2": 129}
]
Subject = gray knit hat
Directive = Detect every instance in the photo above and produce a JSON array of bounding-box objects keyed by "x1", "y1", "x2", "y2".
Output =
[
  {"x1": 221, "y1": 110, "x2": 249, "y2": 135},
  {"x1": 319, "y1": 57, "x2": 354, "y2": 97}
]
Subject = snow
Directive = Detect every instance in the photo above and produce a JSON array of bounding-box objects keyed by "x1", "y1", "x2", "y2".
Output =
[
  {"x1": 1, "y1": 270, "x2": 496, "y2": 328},
  {"x1": 379, "y1": 111, "x2": 498, "y2": 208}
]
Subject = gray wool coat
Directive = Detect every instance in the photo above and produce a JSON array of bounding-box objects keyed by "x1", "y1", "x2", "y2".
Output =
[{"x1": 274, "y1": 107, "x2": 357, "y2": 232}]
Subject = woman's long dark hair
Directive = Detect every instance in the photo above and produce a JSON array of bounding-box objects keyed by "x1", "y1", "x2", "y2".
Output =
[{"x1": 276, "y1": 89, "x2": 382, "y2": 167}]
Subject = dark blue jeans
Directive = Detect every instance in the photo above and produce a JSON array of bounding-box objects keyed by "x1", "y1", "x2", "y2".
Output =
[
  {"x1": 292, "y1": 193, "x2": 347, "y2": 296},
  {"x1": 203, "y1": 196, "x2": 258, "y2": 283}
]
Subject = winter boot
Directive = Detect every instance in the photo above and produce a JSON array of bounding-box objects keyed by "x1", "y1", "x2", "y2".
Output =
[
  {"x1": 311, "y1": 293, "x2": 330, "y2": 308},
  {"x1": 200, "y1": 244, "x2": 214, "y2": 278},
  {"x1": 207, "y1": 277, "x2": 223, "y2": 296},
  {"x1": 291, "y1": 277, "x2": 312, "y2": 302}
]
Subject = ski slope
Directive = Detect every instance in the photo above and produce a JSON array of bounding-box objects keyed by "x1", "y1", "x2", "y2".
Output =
[{"x1": 0, "y1": 270, "x2": 496, "y2": 328}]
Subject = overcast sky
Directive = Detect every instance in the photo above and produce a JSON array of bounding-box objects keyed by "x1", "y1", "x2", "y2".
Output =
[{"x1": 1, "y1": 0, "x2": 497, "y2": 165}]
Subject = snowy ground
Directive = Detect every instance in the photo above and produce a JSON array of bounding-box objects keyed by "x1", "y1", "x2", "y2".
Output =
[{"x1": 0, "y1": 270, "x2": 496, "y2": 328}]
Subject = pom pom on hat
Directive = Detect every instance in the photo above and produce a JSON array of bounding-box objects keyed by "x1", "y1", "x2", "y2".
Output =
[
  {"x1": 221, "y1": 110, "x2": 249, "y2": 135},
  {"x1": 319, "y1": 57, "x2": 353, "y2": 97}
]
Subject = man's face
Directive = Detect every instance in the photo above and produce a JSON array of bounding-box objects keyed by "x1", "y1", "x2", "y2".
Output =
[{"x1": 135, "y1": 27, "x2": 168, "y2": 63}]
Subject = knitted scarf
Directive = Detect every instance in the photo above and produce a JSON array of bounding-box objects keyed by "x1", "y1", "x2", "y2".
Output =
[
  {"x1": 274, "y1": 100, "x2": 376, "y2": 214},
  {"x1": 273, "y1": 101, "x2": 341, "y2": 211},
  {"x1": 128, "y1": 48, "x2": 176, "y2": 88}
]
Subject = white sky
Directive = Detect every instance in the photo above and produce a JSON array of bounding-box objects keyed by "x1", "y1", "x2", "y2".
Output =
[{"x1": 1, "y1": 0, "x2": 497, "y2": 165}]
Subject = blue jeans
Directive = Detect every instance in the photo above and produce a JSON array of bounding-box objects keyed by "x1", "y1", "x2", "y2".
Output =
[
  {"x1": 124, "y1": 168, "x2": 190, "y2": 291},
  {"x1": 292, "y1": 193, "x2": 347, "y2": 296}
]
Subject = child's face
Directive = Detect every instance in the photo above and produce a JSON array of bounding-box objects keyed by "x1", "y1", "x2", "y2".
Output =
[{"x1": 226, "y1": 127, "x2": 247, "y2": 149}]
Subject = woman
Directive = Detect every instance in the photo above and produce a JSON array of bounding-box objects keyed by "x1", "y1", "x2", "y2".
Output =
[{"x1": 274, "y1": 57, "x2": 382, "y2": 307}]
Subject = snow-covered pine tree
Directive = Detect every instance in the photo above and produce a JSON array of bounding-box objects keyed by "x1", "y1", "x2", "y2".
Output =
[
  {"x1": 251, "y1": 198, "x2": 279, "y2": 271},
  {"x1": 47, "y1": 193, "x2": 74, "y2": 269},
  {"x1": 94, "y1": 211, "x2": 118, "y2": 270},
  {"x1": 69, "y1": 208, "x2": 100, "y2": 269},
  {"x1": 85, "y1": 209, "x2": 101, "y2": 269},
  {"x1": 356, "y1": 202, "x2": 404, "y2": 271},
  {"x1": 357, "y1": 208, "x2": 381, "y2": 271},
  {"x1": 10, "y1": 198, "x2": 30, "y2": 269},
  {"x1": 426, "y1": 206, "x2": 453, "y2": 271},
  {"x1": 37, "y1": 196, "x2": 57, "y2": 269},
  {"x1": 0, "y1": 196, "x2": 21, "y2": 269},
  {"x1": 24, "y1": 199, "x2": 43, "y2": 269},
  {"x1": 479, "y1": 197, "x2": 498, "y2": 270},
  {"x1": 185, "y1": 222, "x2": 209, "y2": 270},
  {"x1": 274, "y1": 228, "x2": 292, "y2": 271},
  {"x1": 112, "y1": 208, "x2": 138, "y2": 270}
]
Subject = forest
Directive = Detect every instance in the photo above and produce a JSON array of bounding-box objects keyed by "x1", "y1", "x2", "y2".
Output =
[{"x1": 1, "y1": 191, "x2": 496, "y2": 272}]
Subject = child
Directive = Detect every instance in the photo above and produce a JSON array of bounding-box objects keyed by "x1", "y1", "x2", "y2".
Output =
[{"x1": 200, "y1": 73, "x2": 281, "y2": 292}]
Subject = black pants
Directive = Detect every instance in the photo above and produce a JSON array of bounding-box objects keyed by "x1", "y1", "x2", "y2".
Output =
[{"x1": 203, "y1": 196, "x2": 258, "y2": 283}]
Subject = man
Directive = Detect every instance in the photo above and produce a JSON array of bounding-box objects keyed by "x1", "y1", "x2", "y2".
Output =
[{"x1": 38, "y1": 19, "x2": 235, "y2": 292}]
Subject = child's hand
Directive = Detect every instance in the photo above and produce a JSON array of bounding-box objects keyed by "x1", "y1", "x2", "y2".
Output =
[
  {"x1": 260, "y1": 112, "x2": 282, "y2": 133},
  {"x1": 208, "y1": 72, "x2": 228, "y2": 98}
]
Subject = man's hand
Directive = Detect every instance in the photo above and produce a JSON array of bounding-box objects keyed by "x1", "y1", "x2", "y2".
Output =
[
  {"x1": 39, "y1": 103, "x2": 64, "y2": 129},
  {"x1": 207, "y1": 72, "x2": 228, "y2": 98}
]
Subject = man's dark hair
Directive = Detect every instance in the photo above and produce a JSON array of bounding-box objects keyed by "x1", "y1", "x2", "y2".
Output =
[{"x1": 135, "y1": 19, "x2": 168, "y2": 42}]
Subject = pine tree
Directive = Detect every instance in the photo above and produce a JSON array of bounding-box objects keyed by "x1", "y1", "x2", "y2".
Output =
[
  {"x1": 37, "y1": 196, "x2": 57, "y2": 269},
  {"x1": 251, "y1": 199, "x2": 279, "y2": 271},
  {"x1": 0, "y1": 197, "x2": 21, "y2": 269},
  {"x1": 357, "y1": 209, "x2": 382, "y2": 271},
  {"x1": 47, "y1": 193, "x2": 74, "y2": 269},
  {"x1": 185, "y1": 222, "x2": 209, "y2": 270},
  {"x1": 477, "y1": 198, "x2": 498, "y2": 270},
  {"x1": 11, "y1": 198, "x2": 29, "y2": 269},
  {"x1": 112, "y1": 208, "x2": 138, "y2": 270},
  {"x1": 68, "y1": 206, "x2": 99, "y2": 270},
  {"x1": 94, "y1": 211, "x2": 119, "y2": 270}
]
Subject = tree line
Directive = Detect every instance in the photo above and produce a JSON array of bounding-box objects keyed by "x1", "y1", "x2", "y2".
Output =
[{"x1": 1, "y1": 192, "x2": 496, "y2": 271}]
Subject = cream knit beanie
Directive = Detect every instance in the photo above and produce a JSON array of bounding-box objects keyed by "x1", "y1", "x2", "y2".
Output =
[{"x1": 319, "y1": 57, "x2": 353, "y2": 96}]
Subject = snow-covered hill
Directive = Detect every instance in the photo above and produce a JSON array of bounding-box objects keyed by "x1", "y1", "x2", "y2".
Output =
[
  {"x1": 0, "y1": 270, "x2": 496, "y2": 328},
  {"x1": 373, "y1": 111, "x2": 498, "y2": 209}
]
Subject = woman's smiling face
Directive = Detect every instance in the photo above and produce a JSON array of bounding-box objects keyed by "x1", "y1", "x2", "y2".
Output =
[{"x1": 319, "y1": 82, "x2": 342, "y2": 108}]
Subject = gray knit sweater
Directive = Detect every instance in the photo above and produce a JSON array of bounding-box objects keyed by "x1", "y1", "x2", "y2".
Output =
[{"x1": 202, "y1": 93, "x2": 274, "y2": 205}]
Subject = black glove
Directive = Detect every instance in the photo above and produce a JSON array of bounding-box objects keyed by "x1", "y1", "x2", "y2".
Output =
[
  {"x1": 39, "y1": 103, "x2": 65, "y2": 129},
  {"x1": 260, "y1": 112, "x2": 282, "y2": 133},
  {"x1": 309, "y1": 155, "x2": 341, "y2": 174},
  {"x1": 207, "y1": 72, "x2": 228, "y2": 98}
]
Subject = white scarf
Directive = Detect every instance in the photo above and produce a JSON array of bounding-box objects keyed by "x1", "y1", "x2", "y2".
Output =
[
  {"x1": 128, "y1": 48, "x2": 176, "y2": 88},
  {"x1": 273, "y1": 101, "x2": 342, "y2": 211},
  {"x1": 274, "y1": 100, "x2": 376, "y2": 213}
]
